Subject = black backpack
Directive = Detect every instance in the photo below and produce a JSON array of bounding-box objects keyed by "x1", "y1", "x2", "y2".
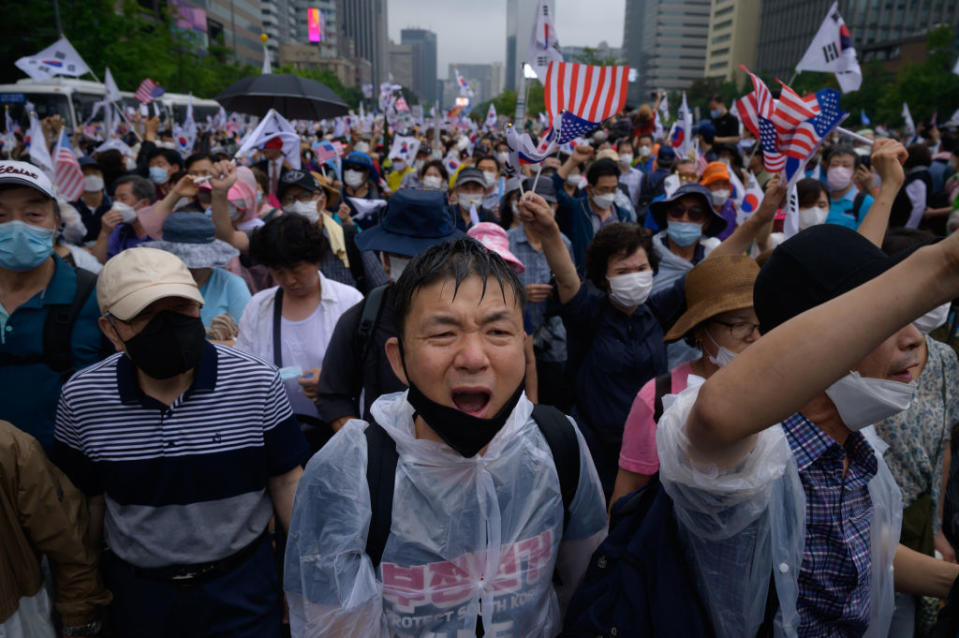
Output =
[
  {"x1": 362, "y1": 403, "x2": 581, "y2": 569},
  {"x1": 0, "y1": 267, "x2": 97, "y2": 381}
]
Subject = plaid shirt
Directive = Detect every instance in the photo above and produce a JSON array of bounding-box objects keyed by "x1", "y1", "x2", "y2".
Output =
[{"x1": 782, "y1": 413, "x2": 878, "y2": 637}]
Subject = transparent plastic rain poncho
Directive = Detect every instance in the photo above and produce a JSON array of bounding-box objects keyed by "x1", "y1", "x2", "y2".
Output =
[
  {"x1": 656, "y1": 379, "x2": 902, "y2": 638},
  {"x1": 284, "y1": 391, "x2": 608, "y2": 637}
]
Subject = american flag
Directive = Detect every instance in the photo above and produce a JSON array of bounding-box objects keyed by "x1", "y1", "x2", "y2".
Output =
[
  {"x1": 734, "y1": 66, "x2": 774, "y2": 138},
  {"x1": 771, "y1": 80, "x2": 820, "y2": 134},
  {"x1": 505, "y1": 124, "x2": 556, "y2": 167},
  {"x1": 555, "y1": 111, "x2": 598, "y2": 145},
  {"x1": 313, "y1": 140, "x2": 339, "y2": 163},
  {"x1": 54, "y1": 129, "x2": 84, "y2": 200},
  {"x1": 780, "y1": 89, "x2": 846, "y2": 162},
  {"x1": 134, "y1": 78, "x2": 165, "y2": 104},
  {"x1": 758, "y1": 119, "x2": 786, "y2": 173},
  {"x1": 544, "y1": 62, "x2": 629, "y2": 128}
]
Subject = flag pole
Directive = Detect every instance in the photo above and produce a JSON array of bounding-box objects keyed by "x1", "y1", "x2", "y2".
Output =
[
  {"x1": 53, "y1": 0, "x2": 64, "y2": 37},
  {"x1": 530, "y1": 163, "x2": 544, "y2": 193},
  {"x1": 836, "y1": 126, "x2": 874, "y2": 146}
]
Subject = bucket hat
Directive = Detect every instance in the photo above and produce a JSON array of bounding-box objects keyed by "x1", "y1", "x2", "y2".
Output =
[
  {"x1": 143, "y1": 212, "x2": 239, "y2": 269},
  {"x1": 649, "y1": 183, "x2": 728, "y2": 237},
  {"x1": 354, "y1": 189, "x2": 465, "y2": 257},
  {"x1": 664, "y1": 255, "x2": 759, "y2": 342}
]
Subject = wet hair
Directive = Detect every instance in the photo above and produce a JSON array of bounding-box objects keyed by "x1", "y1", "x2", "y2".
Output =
[
  {"x1": 249, "y1": 213, "x2": 330, "y2": 268},
  {"x1": 585, "y1": 222, "x2": 659, "y2": 289},
  {"x1": 392, "y1": 237, "x2": 526, "y2": 338},
  {"x1": 147, "y1": 147, "x2": 184, "y2": 169},
  {"x1": 904, "y1": 143, "x2": 932, "y2": 170},
  {"x1": 113, "y1": 174, "x2": 157, "y2": 205},
  {"x1": 881, "y1": 227, "x2": 936, "y2": 256},
  {"x1": 184, "y1": 153, "x2": 216, "y2": 170},
  {"x1": 796, "y1": 177, "x2": 829, "y2": 208},
  {"x1": 824, "y1": 144, "x2": 860, "y2": 169},
  {"x1": 586, "y1": 158, "x2": 620, "y2": 186}
]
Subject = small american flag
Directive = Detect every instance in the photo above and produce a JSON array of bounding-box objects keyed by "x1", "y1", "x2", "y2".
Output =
[
  {"x1": 134, "y1": 78, "x2": 165, "y2": 104},
  {"x1": 780, "y1": 89, "x2": 846, "y2": 162},
  {"x1": 555, "y1": 111, "x2": 599, "y2": 145},
  {"x1": 545, "y1": 62, "x2": 629, "y2": 128},
  {"x1": 54, "y1": 129, "x2": 84, "y2": 200},
  {"x1": 758, "y1": 119, "x2": 786, "y2": 173},
  {"x1": 313, "y1": 140, "x2": 338, "y2": 163},
  {"x1": 734, "y1": 66, "x2": 774, "y2": 139},
  {"x1": 771, "y1": 80, "x2": 820, "y2": 135}
]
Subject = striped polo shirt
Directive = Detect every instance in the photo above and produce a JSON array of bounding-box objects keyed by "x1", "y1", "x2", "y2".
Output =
[{"x1": 52, "y1": 342, "x2": 310, "y2": 568}]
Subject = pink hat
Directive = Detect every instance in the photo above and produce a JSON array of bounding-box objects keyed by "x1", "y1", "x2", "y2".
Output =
[
  {"x1": 467, "y1": 222, "x2": 525, "y2": 273},
  {"x1": 227, "y1": 167, "x2": 259, "y2": 223}
]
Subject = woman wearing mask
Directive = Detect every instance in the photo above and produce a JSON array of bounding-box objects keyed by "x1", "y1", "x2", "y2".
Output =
[
  {"x1": 407, "y1": 159, "x2": 449, "y2": 193},
  {"x1": 699, "y1": 161, "x2": 738, "y2": 240},
  {"x1": 763, "y1": 177, "x2": 830, "y2": 251},
  {"x1": 518, "y1": 192, "x2": 687, "y2": 495},
  {"x1": 497, "y1": 178, "x2": 524, "y2": 230},
  {"x1": 339, "y1": 152, "x2": 383, "y2": 230},
  {"x1": 823, "y1": 145, "x2": 874, "y2": 229},
  {"x1": 610, "y1": 255, "x2": 761, "y2": 505}
]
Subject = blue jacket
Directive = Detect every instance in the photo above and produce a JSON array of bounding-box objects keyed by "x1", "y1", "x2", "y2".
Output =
[{"x1": 552, "y1": 173, "x2": 631, "y2": 274}]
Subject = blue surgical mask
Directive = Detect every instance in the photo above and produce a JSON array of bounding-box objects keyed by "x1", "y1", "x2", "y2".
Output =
[
  {"x1": 666, "y1": 221, "x2": 703, "y2": 247},
  {"x1": 709, "y1": 108, "x2": 723, "y2": 119},
  {"x1": 0, "y1": 220, "x2": 55, "y2": 272},
  {"x1": 149, "y1": 166, "x2": 169, "y2": 185}
]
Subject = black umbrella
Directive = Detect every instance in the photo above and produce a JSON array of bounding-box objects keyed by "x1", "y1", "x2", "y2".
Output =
[{"x1": 215, "y1": 73, "x2": 349, "y2": 120}]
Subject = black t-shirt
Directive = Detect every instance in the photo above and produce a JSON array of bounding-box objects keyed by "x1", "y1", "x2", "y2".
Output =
[{"x1": 712, "y1": 111, "x2": 740, "y2": 138}]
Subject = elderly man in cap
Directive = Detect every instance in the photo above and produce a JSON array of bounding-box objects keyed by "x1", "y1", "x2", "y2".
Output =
[
  {"x1": 73, "y1": 156, "x2": 113, "y2": 242},
  {"x1": 450, "y1": 166, "x2": 499, "y2": 231},
  {"x1": 52, "y1": 247, "x2": 310, "y2": 637},
  {"x1": 508, "y1": 176, "x2": 576, "y2": 410},
  {"x1": 315, "y1": 189, "x2": 465, "y2": 430},
  {"x1": 0, "y1": 160, "x2": 103, "y2": 452},
  {"x1": 657, "y1": 141, "x2": 959, "y2": 636},
  {"x1": 254, "y1": 137, "x2": 289, "y2": 198}
]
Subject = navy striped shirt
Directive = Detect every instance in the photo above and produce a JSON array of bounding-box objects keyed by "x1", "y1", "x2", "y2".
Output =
[{"x1": 52, "y1": 342, "x2": 310, "y2": 567}]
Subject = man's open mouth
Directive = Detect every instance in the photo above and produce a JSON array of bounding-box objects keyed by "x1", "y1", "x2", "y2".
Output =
[{"x1": 451, "y1": 388, "x2": 492, "y2": 417}]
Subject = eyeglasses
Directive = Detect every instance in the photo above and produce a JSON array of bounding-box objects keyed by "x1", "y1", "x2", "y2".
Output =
[
  {"x1": 666, "y1": 204, "x2": 707, "y2": 223},
  {"x1": 281, "y1": 192, "x2": 320, "y2": 205},
  {"x1": 711, "y1": 319, "x2": 760, "y2": 340}
]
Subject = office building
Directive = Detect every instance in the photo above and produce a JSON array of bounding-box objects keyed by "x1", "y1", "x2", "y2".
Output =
[
  {"x1": 622, "y1": 0, "x2": 710, "y2": 103},
  {"x1": 173, "y1": 0, "x2": 264, "y2": 68},
  {"x1": 340, "y1": 0, "x2": 390, "y2": 87},
  {"x1": 259, "y1": 0, "x2": 296, "y2": 64},
  {"x1": 703, "y1": 0, "x2": 760, "y2": 82},
  {"x1": 390, "y1": 41, "x2": 415, "y2": 89},
  {"x1": 756, "y1": 0, "x2": 959, "y2": 78},
  {"x1": 401, "y1": 28, "x2": 438, "y2": 104},
  {"x1": 505, "y1": 0, "x2": 556, "y2": 91}
]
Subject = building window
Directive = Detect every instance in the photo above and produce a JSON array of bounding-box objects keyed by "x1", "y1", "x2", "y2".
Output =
[
  {"x1": 712, "y1": 33, "x2": 731, "y2": 44},
  {"x1": 712, "y1": 47, "x2": 730, "y2": 57},
  {"x1": 714, "y1": 19, "x2": 733, "y2": 30},
  {"x1": 714, "y1": 5, "x2": 734, "y2": 18}
]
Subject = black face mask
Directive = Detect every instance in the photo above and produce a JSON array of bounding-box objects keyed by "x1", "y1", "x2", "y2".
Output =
[
  {"x1": 120, "y1": 310, "x2": 206, "y2": 380},
  {"x1": 399, "y1": 340, "x2": 525, "y2": 457}
]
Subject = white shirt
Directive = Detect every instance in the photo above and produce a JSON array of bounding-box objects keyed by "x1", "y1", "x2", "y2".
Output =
[{"x1": 234, "y1": 271, "x2": 363, "y2": 416}]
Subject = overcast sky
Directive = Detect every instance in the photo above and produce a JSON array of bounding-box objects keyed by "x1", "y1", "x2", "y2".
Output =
[{"x1": 387, "y1": 0, "x2": 626, "y2": 77}]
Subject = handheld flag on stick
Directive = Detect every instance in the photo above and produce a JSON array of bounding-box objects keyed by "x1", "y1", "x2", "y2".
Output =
[
  {"x1": 902, "y1": 102, "x2": 916, "y2": 137},
  {"x1": 544, "y1": 61, "x2": 630, "y2": 129},
  {"x1": 104, "y1": 68, "x2": 122, "y2": 103},
  {"x1": 26, "y1": 113, "x2": 53, "y2": 178},
  {"x1": 54, "y1": 129, "x2": 84, "y2": 201},
  {"x1": 134, "y1": 78, "x2": 165, "y2": 104},
  {"x1": 795, "y1": 2, "x2": 862, "y2": 93},
  {"x1": 455, "y1": 69, "x2": 474, "y2": 98},
  {"x1": 15, "y1": 36, "x2": 91, "y2": 81},
  {"x1": 527, "y1": 0, "x2": 563, "y2": 80},
  {"x1": 234, "y1": 108, "x2": 301, "y2": 169}
]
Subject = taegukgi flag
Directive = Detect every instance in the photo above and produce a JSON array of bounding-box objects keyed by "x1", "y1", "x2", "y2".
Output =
[
  {"x1": 15, "y1": 36, "x2": 91, "y2": 81},
  {"x1": 527, "y1": 0, "x2": 562, "y2": 81},
  {"x1": 795, "y1": 2, "x2": 862, "y2": 93}
]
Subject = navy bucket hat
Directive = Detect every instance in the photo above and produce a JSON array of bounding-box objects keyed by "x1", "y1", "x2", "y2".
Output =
[
  {"x1": 649, "y1": 183, "x2": 728, "y2": 237},
  {"x1": 354, "y1": 189, "x2": 465, "y2": 257}
]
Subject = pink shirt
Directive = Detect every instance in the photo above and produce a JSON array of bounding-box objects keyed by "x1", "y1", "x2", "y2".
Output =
[{"x1": 618, "y1": 361, "x2": 694, "y2": 475}]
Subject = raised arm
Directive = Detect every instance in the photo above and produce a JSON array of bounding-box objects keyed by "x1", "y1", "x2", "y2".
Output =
[
  {"x1": 557, "y1": 144, "x2": 593, "y2": 181},
  {"x1": 707, "y1": 174, "x2": 785, "y2": 259},
  {"x1": 137, "y1": 174, "x2": 197, "y2": 239},
  {"x1": 518, "y1": 192, "x2": 581, "y2": 304},
  {"x1": 686, "y1": 230, "x2": 959, "y2": 466},
  {"x1": 209, "y1": 160, "x2": 250, "y2": 253},
  {"x1": 855, "y1": 139, "x2": 908, "y2": 247}
]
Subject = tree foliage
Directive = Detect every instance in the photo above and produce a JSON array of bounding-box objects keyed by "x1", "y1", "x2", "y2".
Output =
[{"x1": 0, "y1": 1, "x2": 360, "y2": 106}]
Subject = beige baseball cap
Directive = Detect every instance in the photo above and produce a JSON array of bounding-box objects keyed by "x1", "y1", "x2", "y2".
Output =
[{"x1": 97, "y1": 247, "x2": 204, "y2": 321}]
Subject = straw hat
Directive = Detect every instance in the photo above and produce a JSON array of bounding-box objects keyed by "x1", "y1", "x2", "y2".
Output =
[{"x1": 663, "y1": 255, "x2": 760, "y2": 343}]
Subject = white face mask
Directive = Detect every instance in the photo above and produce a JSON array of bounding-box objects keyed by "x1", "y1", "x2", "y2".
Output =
[
  {"x1": 284, "y1": 199, "x2": 320, "y2": 223},
  {"x1": 607, "y1": 270, "x2": 653, "y2": 308},
  {"x1": 619, "y1": 153, "x2": 634, "y2": 166},
  {"x1": 826, "y1": 166, "x2": 853, "y2": 191},
  {"x1": 111, "y1": 201, "x2": 138, "y2": 224},
  {"x1": 125, "y1": 159, "x2": 138, "y2": 171},
  {"x1": 413, "y1": 160, "x2": 425, "y2": 172},
  {"x1": 344, "y1": 169, "x2": 365, "y2": 188},
  {"x1": 482, "y1": 171, "x2": 498, "y2": 187},
  {"x1": 393, "y1": 160, "x2": 406, "y2": 172},
  {"x1": 83, "y1": 175, "x2": 104, "y2": 192},
  {"x1": 914, "y1": 302, "x2": 951, "y2": 334},
  {"x1": 592, "y1": 192, "x2": 615, "y2": 210},
  {"x1": 496, "y1": 151, "x2": 509, "y2": 165},
  {"x1": 798, "y1": 205, "x2": 829, "y2": 230},
  {"x1": 567, "y1": 173, "x2": 582, "y2": 187},
  {"x1": 353, "y1": 142, "x2": 370, "y2": 153},
  {"x1": 638, "y1": 145, "x2": 652, "y2": 158},
  {"x1": 459, "y1": 193, "x2": 483, "y2": 209},
  {"x1": 710, "y1": 188, "x2": 730, "y2": 206},
  {"x1": 389, "y1": 255, "x2": 410, "y2": 280},
  {"x1": 704, "y1": 328, "x2": 738, "y2": 368},
  {"x1": 824, "y1": 370, "x2": 917, "y2": 430},
  {"x1": 423, "y1": 175, "x2": 443, "y2": 190}
]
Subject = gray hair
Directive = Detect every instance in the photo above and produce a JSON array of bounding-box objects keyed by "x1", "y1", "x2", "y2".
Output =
[{"x1": 113, "y1": 174, "x2": 157, "y2": 205}]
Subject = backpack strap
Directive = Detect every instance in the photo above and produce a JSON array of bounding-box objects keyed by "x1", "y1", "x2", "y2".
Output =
[
  {"x1": 852, "y1": 191, "x2": 866, "y2": 222},
  {"x1": 0, "y1": 267, "x2": 97, "y2": 379},
  {"x1": 356, "y1": 284, "x2": 389, "y2": 369},
  {"x1": 531, "y1": 404, "x2": 581, "y2": 533},
  {"x1": 272, "y1": 287, "x2": 284, "y2": 367},
  {"x1": 653, "y1": 373, "x2": 673, "y2": 422},
  {"x1": 364, "y1": 420, "x2": 399, "y2": 569}
]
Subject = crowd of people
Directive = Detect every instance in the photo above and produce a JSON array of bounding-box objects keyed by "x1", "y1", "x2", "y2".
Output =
[{"x1": 3, "y1": 90, "x2": 959, "y2": 638}]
